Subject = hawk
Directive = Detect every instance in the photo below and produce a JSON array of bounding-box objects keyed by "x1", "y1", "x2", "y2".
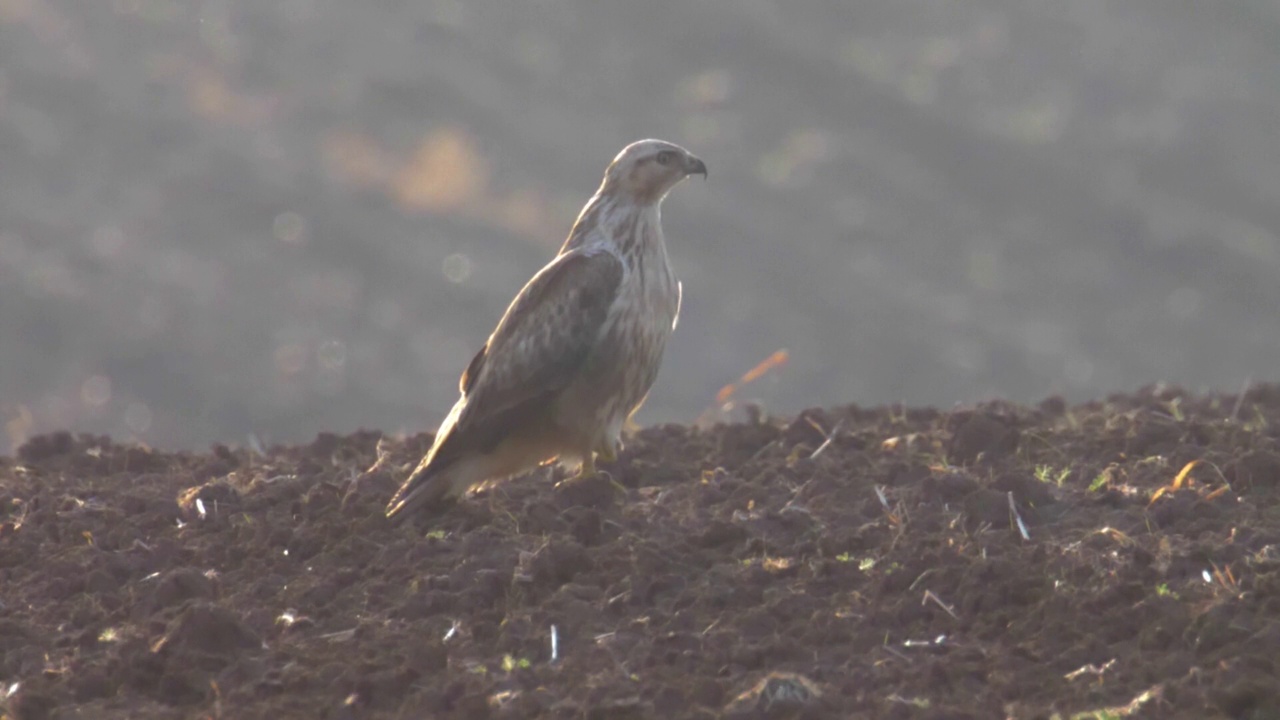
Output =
[{"x1": 385, "y1": 139, "x2": 707, "y2": 521}]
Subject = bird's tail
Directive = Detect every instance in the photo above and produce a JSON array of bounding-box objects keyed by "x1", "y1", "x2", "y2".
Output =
[{"x1": 384, "y1": 455, "x2": 471, "y2": 523}]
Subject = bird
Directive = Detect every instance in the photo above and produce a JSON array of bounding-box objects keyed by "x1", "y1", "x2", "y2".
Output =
[{"x1": 385, "y1": 139, "x2": 707, "y2": 522}]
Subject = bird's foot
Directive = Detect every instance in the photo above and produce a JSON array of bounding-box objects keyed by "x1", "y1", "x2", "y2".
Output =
[
  {"x1": 593, "y1": 444, "x2": 629, "y2": 494},
  {"x1": 603, "y1": 470, "x2": 627, "y2": 495},
  {"x1": 553, "y1": 449, "x2": 628, "y2": 497},
  {"x1": 553, "y1": 467, "x2": 626, "y2": 510},
  {"x1": 553, "y1": 455, "x2": 595, "y2": 488}
]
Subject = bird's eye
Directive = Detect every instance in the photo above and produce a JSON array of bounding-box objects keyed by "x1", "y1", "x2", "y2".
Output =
[{"x1": 655, "y1": 151, "x2": 674, "y2": 166}]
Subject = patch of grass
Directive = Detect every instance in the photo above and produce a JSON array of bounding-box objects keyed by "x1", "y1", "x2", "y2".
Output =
[
  {"x1": 501, "y1": 654, "x2": 531, "y2": 672},
  {"x1": 1035, "y1": 464, "x2": 1071, "y2": 486}
]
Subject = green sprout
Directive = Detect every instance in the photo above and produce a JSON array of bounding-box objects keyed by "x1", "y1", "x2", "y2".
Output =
[{"x1": 1035, "y1": 465, "x2": 1071, "y2": 486}]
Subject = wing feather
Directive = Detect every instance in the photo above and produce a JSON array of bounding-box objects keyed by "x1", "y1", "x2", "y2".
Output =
[{"x1": 432, "y1": 248, "x2": 623, "y2": 464}]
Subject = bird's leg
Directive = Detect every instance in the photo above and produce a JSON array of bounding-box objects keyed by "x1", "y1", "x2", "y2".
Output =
[
  {"x1": 593, "y1": 436, "x2": 629, "y2": 494},
  {"x1": 578, "y1": 453, "x2": 597, "y2": 478},
  {"x1": 554, "y1": 444, "x2": 629, "y2": 497},
  {"x1": 595, "y1": 437, "x2": 618, "y2": 464},
  {"x1": 555, "y1": 453, "x2": 597, "y2": 487}
]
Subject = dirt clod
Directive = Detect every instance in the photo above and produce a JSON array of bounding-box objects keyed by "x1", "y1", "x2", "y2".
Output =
[{"x1": 152, "y1": 603, "x2": 263, "y2": 660}]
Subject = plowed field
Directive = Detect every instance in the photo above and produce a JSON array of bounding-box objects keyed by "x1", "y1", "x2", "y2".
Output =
[{"x1": 4, "y1": 385, "x2": 1280, "y2": 719}]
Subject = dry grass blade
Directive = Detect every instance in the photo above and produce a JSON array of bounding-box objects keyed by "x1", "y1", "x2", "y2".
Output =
[
  {"x1": 874, "y1": 485, "x2": 890, "y2": 511},
  {"x1": 1008, "y1": 492, "x2": 1030, "y2": 541},
  {"x1": 1208, "y1": 561, "x2": 1239, "y2": 591},
  {"x1": 809, "y1": 419, "x2": 845, "y2": 460},
  {"x1": 1093, "y1": 526, "x2": 1134, "y2": 546},
  {"x1": 1064, "y1": 658, "x2": 1116, "y2": 681},
  {"x1": 1230, "y1": 377, "x2": 1251, "y2": 421},
  {"x1": 1201, "y1": 485, "x2": 1229, "y2": 503},
  {"x1": 698, "y1": 349, "x2": 789, "y2": 424},
  {"x1": 1171, "y1": 460, "x2": 1199, "y2": 490},
  {"x1": 1148, "y1": 459, "x2": 1200, "y2": 507},
  {"x1": 318, "y1": 628, "x2": 358, "y2": 643},
  {"x1": 922, "y1": 590, "x2": 959, "y2": 620}
]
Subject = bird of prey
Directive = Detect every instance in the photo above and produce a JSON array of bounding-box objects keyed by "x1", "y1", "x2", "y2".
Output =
[{"x1": 385, "y1": 139, "x2": 707, "y2": 521}]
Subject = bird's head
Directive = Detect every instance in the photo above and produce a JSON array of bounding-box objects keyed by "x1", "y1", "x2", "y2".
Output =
[{"x1": 600, "y1": 139, "x2": 707, "y2": 205}]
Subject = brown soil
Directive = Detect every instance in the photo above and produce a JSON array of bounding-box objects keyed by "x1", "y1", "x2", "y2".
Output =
[{"x1": 4, "y1": 385, "x2": 1280, "y2": 719}]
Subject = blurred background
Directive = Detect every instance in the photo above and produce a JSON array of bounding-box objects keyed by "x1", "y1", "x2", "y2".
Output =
[{"x1": 2, "y1": 0, "x2": 1279, "y2": 451}]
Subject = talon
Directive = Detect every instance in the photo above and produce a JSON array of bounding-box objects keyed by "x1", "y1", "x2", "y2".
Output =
[
  {"x1": 555, "y1": 455, "x2": 597, "y2": 487},
  {"x1": 603, "y1": 470, "x2": 627, "y2": 495},
  {"x1": 590, "y1": 468, "x2": 627, "y2": 494}
]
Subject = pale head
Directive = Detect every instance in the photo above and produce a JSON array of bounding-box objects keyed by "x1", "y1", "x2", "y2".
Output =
[{"x1": 599, "y1": 139, "x2": 707, "y2": 205}]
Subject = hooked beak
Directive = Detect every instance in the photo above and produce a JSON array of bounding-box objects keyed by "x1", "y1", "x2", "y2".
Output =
[{"x1": 685, "y1": 155, "x2": 708, "y2": 179}]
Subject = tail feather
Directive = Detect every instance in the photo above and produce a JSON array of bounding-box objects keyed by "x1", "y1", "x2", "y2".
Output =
[
  {"x1": 386, "y1": 430, "x2": 560, "y2": 523},
  {"x1": 384, "y1": 457, "x2": 468, "y2": 523}
]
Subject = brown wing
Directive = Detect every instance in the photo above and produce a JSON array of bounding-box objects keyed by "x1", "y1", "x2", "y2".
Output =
[{"x1": 432, "y1": 248, "x2": 624, "y2": 465}]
